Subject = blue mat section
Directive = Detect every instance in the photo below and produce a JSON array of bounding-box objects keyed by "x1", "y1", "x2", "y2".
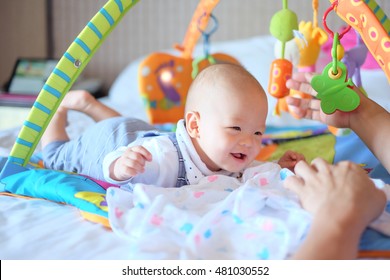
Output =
[
  {"x1": 1, "y1": 167, "x2": 108, "y2": 218},
  {"x1": 360, "y1": 202, "x2": 390, "y2": 251},
  {"x1": 334, "y1": 132, "x2": 390, "y2": 183}
]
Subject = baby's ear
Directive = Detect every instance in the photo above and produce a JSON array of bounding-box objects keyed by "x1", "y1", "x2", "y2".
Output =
[{"x1": 185, "y1": 111, "x2": 200, "y2": 138}]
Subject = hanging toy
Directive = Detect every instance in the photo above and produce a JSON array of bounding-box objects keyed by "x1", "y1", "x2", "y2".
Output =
[
  {"x1": 268, "y1": 0, "x2": 298, "y2": 115},
  {"x1": 341, "y1": 28, "x2": 368, "y2": 95},
  {"x1": 328, "y1": 0, "x2": 390, "y2": 82},
  {"x1": 138, "y1": 0, "x2": 238, "y2": 125},
  {"x1": 288, "y1": 0, "x2": 328, "y2": 119},
  {"x1": 191, "y1": 13, "x2": 218, "y2": 79},
  {"x1": 295, "y1": 0, "x2": 328, "y2": 71},
  {"x1": 311, "y1": 3, "x2": 360, "y2": 115},
  {"x1": 191, "y1": 12, "x2": 240, "y2": 79}
]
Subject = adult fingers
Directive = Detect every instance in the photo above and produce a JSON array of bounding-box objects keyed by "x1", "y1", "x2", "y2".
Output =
[
  {"x1": 310, "y1": 157, "x2": 332, "y2": 174},
  {"x1": 285, "y1": 96, "x2": 309, "y2": 119},
  {"x1": 285, "y1": 96, "x2": 321, "y2": 121},
  {"x1": 293, "y1": 160, "x2": 316, "y2": 179},
  {"x1": 291, "y1": 72, "x2": 316, "y2": 83},
  {"x1": 303, "y1": 102, "x2": 321, "y2": 122},
  {"x1": 286, "y1": 72, "x2": 318, "y2": 97},
  {"x1": 308, "y1": 98, "x2": 321, "y2": 111},
  {"x1": 283, "y1": 175, "x2": 305, "y2": 196}
]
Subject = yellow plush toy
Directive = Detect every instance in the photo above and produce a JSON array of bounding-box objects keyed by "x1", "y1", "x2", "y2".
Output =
[
  {"x1": 288, "y1": 0, "x2": 328, "y2": 118},
  {"x1": 295, "y1": 0, "x2": 328, "y2": 71}
]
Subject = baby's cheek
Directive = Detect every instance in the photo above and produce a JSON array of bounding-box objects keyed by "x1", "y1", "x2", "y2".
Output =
[{"x1": 255, "y1": 140, "x2": 263, "y2": 152}]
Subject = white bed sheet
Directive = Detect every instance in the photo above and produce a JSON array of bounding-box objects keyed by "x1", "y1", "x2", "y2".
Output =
[
  {"x1": 0, "y1": 195, "x2": 131, "y2": 259},
  {"x1": 0, "y1": 97, "x2": 131, "y2": 259}
]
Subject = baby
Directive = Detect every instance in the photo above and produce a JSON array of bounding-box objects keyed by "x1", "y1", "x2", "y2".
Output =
[
  {"x1": 103, "y1": 64, "x2": 304, "y2": 187},
  {"x1": 42, "y1": 63, "x2": 304, "y2": 188}
]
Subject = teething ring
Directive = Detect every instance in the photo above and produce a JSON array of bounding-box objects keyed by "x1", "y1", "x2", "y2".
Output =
[
  {"x1": 197, "y1": 12, "x2": 218, "y2": 36},
  {"x1": 323, "y1": 0, "x2": 351, "y2": 39},
  {"x1": 328, "y1": 66, "x2": 343, "y2": 79}
]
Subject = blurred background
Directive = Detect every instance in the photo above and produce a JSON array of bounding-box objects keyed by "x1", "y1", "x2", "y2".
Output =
[{"x1": 1, "y1": 0, "x2": 389, "y2": 95}]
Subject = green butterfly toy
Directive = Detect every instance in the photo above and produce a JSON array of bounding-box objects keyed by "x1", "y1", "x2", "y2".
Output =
[{"x1": 311, "y1": 32, "x2": 360, "y2": 114}]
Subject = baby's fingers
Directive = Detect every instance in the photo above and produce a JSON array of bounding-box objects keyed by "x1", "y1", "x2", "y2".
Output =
[
  {"x1": 118, "y1": 156, "x2": 145, "y2": 175},
  {"x1": 293, "y1": 160, "x2": 317, "y2": 179},
  {"x1": 129, "y1": 146, "x2": 152, "y2": 161}
]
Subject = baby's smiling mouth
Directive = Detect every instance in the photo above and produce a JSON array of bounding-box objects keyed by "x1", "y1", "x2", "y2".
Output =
[{"x1": 231, "y1": 153, "x2": 247, "y2": 160}]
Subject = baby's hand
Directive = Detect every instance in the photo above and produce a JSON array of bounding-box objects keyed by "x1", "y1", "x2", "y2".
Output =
[
  {"x1": 110, "y1": 145, "x2": 152, "y2": 181},
  {"x1": 278, "y1": 150, "x2": 305, "y2": 172}
]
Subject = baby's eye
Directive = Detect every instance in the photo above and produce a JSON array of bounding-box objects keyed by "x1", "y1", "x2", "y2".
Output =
[
  {"x1": 231, "y1": 126, "x2": 241, "y2": 131},
  {"x1": 254, "y1": 131, "x2": 263, "y2": 136}
]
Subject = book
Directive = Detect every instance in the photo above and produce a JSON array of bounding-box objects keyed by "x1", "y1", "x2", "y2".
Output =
[{"x1": 0, "y1": 92, "x2": 36, "y2": 107}]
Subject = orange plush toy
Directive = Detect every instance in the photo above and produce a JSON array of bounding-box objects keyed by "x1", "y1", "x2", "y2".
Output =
[{"x1": 138, "y1": 0, "x2": 239, "y2": 125}]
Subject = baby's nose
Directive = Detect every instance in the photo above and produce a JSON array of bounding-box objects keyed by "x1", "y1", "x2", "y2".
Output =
[{"x1": 239, "y1": 135, "x2": 253, "y2": 147}]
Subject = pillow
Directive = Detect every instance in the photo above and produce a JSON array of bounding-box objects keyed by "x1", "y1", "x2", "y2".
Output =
[{"x1": 108, "y1": 56, "x2": 149, "y2": 122}]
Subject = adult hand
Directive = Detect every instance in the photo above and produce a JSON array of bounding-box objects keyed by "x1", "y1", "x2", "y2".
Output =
[
  {"x1": 285, "y1": 72, "x2": 365, "y2": 129},
  {"x1": 284, "y1": 158, "x2": 386, "y2": 230}
]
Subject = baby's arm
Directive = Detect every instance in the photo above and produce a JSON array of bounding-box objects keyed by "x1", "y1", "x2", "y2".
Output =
[
  {"x1": 285, "y1": 158, "x2": 386, "y2": 259},
  {"x1": 278, "y1": 150, "x2": 305, "y2": 172}
]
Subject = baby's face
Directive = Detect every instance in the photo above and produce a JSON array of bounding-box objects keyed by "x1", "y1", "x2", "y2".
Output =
[{"x1": 194, "y1": 83, "x2": 268, "y2": 172}]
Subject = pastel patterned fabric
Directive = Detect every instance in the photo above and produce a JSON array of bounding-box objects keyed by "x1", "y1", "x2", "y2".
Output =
[{"x1": 106, "y1": 162, "x2": 390, "y2": 259}]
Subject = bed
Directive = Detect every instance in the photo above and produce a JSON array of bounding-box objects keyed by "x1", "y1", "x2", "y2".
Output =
[{"x1": 1, "y1": 35, "x2": 390, "y2": 260}]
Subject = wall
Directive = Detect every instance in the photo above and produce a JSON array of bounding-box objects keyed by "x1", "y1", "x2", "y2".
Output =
[
  {"x1": 1, "y1": 0, "x2": 389, "y2": 94},
  {"x1": 0, "y1": 0, "x2": 47, "y2": 89}
]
